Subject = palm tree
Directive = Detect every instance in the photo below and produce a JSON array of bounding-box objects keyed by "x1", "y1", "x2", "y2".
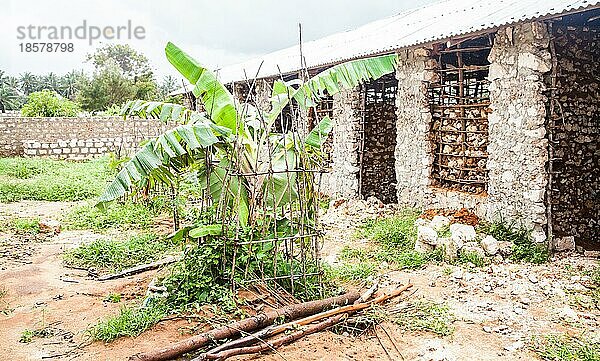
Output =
[
  {"x1": 19, "y1": 72, "x2": 37, "y2": 95},
  {"x1": 61, "y1": 70, "x2": 85, "y2": 99},
  {"x1": 41, "y1": 72, "x2": 60, "y2": 92},
  {"x1": 0, "y1": 84, "x2": 19, "y2": 112}
]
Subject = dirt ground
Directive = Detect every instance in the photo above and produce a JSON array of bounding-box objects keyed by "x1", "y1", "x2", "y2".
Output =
[{"x1": 0, "y1": 200, "x2": 598, "y2": 360}]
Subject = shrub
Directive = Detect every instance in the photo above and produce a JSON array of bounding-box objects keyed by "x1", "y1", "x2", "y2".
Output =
[{"x1": 21, "y1": 90, "x2": 80, "y2": 117}]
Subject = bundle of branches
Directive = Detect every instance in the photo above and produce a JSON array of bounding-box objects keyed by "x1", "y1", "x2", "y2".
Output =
[{"x1": 131, "y1": 283, "x2": 413, "y2": 361}]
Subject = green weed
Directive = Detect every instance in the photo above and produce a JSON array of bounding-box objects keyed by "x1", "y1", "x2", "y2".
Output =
[
  {"x1": 63, "y1": 233, "x2": 179, "y2": 273},
  {"x1": 63, "y1": 202, "x2": 156, "y2": 231},
  {"x1": 104, "y1": 293, "x2": 122, "y2": 303},
  {"x1": 0, "y1": 157, "x2": 112, "y2": 202},
  {"x1": 326, "y1": 262, "x2": 377, "y2": 283},
  {"x1": 531, "y1": 334, "x2": 600, "y2": 361},
  {"x1": 0, "y1": 217, "x2": 40, "y2": 234},
  {"x1": 88, "y1": 302, "x2": 167, "y2": 342},
  {"x1": 18, "y1": 327, "x2": 54, "y2": 343},
  {"x1": 457, "y1": 250, "x2": 488, "y2": 267},
  {"x1": 478, "y1": 219, "x2": 549, "y2": 264},
  {"x1": 356, "y1": 210, "x2": 419, "y2": 249}
]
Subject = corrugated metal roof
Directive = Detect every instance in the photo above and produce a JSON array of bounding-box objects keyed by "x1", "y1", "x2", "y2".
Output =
[{"x1": 214, "y1": 0, "x2": 600, "y2": 84}]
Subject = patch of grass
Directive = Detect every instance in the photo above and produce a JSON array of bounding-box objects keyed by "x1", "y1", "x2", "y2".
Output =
[
  {"x1": 0, "y1": 157, "x2": 112, "y2": 202},
  {"x1": 478, "y1": 219, "x2": 549, "y2": 264},
  {"x1": 19, "y1": 329, "x2": 34, "y2": 343},
  {"x1": 63, "y1": 202, "x2": 156, "y2": 231},
  {"x1": 354, "y1": 210, "x2": 439, "y2": 270},
  {"x1": 339, "y1": 246, "x2": 369, "y2": 261},
  {"x1": 457, "y1": 250, "x2": 488, "y2": 267},
  {"x1": 326, "y1": 262, "x2": 377, "y2": 283},
  {"x1": 531, "y1": 334, "x2": 600, "y2": 361},
  {"x1": 88, "y1": 302, "x2": 167, "y2": 342},
  {"x1": 63, "y1": 233, "x2": 179, "y2": 273},
  {"x1": 0, "y1": 217, "x2": 40, "y2": 234},
  {"x1": 590, "y1": 266, "x2": 600, "y2": 285},
  {"x1": 392, "y1": 299, "x2": 455, "y2": 336},
  {"x1": 356, "y1": 209, "x2": 419, "y2": 249}
]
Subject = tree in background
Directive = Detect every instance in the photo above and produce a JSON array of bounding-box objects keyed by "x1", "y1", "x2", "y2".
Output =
[
  {"x1": 19, "y1": 72, "x2": 37, "y2": 95},
  {"x1": 86, "y1": 44, "x2": 153, "y2": 79},
  {"x1": 77, "y1": 60, "x2": 136, "y2": 112},
  {"x1": 78, "y1": 44, "x2": 159, "y2": 112},
  {"x1": 21, "y1": 90, "x2": 80, "y2": 117},
  {"x1": 0, "y1": 70, "x2": 23, "y2": 112}
]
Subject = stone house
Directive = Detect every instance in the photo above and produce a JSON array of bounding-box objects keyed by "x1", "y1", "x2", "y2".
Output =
[{"x1": 178, "y1": 1, "x2": 600, "y2": 250}]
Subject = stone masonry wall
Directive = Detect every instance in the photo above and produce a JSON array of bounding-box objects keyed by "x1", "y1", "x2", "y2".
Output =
[
  {"x1": 395, "y1": 48, "x2": 488, "y2": 214},
  {"x1": 395, "y1": 23, "x2": 552, "y2": 242},
  {"x1": 547, "y1": 24, "x2": 600, "y2": 247},
  {"x1": 360, "y1": 75, "x2": 398, "y2": 203},
  {"x1": 0, "y1": 117, "x2": 173, "y2": 160},
  {"x1": 487, "y1": 22, "x2": 551, "y2": 239},
  {"x1": 321, "y1": 87, "x2": 362, "y2": 198}
]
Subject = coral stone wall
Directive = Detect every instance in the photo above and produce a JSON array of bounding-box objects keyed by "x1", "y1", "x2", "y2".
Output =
[
  {"x1": 321, "y1": 87, "x2": 362, "y2": 198},
  {"x1": 359, "y1": 75, "x2": 398, "y2": 203},
  {"x1": 395, "y1": 23, "x2": 552, "y2": 242},
  {"x1": 547, "y1": 24, "x2": 600, "y2": 247},
  {"x1": 394, "y1": 48, "x2": 488, "y2": 214},
  {"x1": 486, "y1": 22, "x2": 551, "y2": 239},
  {"x1": 0, "y1": 117, "x2": 173, "y2": 159}
]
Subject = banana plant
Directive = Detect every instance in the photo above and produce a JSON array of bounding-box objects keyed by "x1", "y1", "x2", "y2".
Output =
[{"x1": 97, "y1": 42, "x2": 398, "y2": 229}]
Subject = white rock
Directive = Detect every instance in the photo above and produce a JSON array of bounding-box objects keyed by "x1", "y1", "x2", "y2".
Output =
[
  {"x1": 449, "y1": 223, "x2": 477, "y2": 243},
  {"x1": 528, "y1": 274, "x2": 538, "y2": 284},
  {"x1": 553, "y1": 236, "x2": 575, "y2": 252},
  {"x1": 417, "y1": 225, "x2": 439, "y2": 245},
  {"x1": 480, "y1": 235, "x2": 499, "y2": 256},
  {"x1": 414, "y1": 218, "x2": 429, "y2": 227},
  {"x1": 451, "y1": 270, "x2": 464, "y2": 280},
  {"x1": 430, "y1": 215, "x2": 451, "y2": 232},
  {"x1": 504, "y1": 340, "x2": 524, "y2": 352},
  {"x1": 559, "y1": 306, "x2": 579, "y2": 322},
  {"x1": 415, "y1": 239, "x2": 434, "y2": 253},
  {"x1": 532, "y1": 230, "x2": 547, "y2": 243}
]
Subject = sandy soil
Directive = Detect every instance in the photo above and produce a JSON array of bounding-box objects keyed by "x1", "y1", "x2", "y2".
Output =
[{"x1": 0, "y1": 200, "x2": 598, "y2": 361}]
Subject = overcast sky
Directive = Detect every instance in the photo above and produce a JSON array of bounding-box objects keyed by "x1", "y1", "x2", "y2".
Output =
[{"x1": 1, "y1": 0, "x2": 435, "y2": 80}]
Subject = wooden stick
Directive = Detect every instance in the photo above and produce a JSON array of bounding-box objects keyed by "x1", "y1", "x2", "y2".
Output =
[
  {"x1": 202, "y1": 284, "x2": 413, "y2": 361},
  {"x1": 198, "y1": 280, "x2": 384, "y2": 356},
  {"x1": 97, "y1": 256, "x2": 181, "y2": 281},
  {"x1": 130, "y1": 291, "x2": 360, "y2": 361}
]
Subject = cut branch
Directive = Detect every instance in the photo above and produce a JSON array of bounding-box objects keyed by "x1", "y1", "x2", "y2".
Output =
[
  {"x1": 200, "y1": 284, "x2": 413, "y2": 361},
  {"x1": 130, "y1": 291, "x2": 360, "y2": 361}
]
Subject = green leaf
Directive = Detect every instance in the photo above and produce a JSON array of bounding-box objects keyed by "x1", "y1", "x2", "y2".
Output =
[
  {"x1": 305, "y1": 116, "x2": 332, "y2": 148},
  {"x1": 96, "y1": 121, "x2": 224, "y2": 208},
  {"x1": 165, "y1": 42, "x2": 240, "y2": 133},
  {"x1": 189, "y1": 224, "x2": 223, "y2": 238}
]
